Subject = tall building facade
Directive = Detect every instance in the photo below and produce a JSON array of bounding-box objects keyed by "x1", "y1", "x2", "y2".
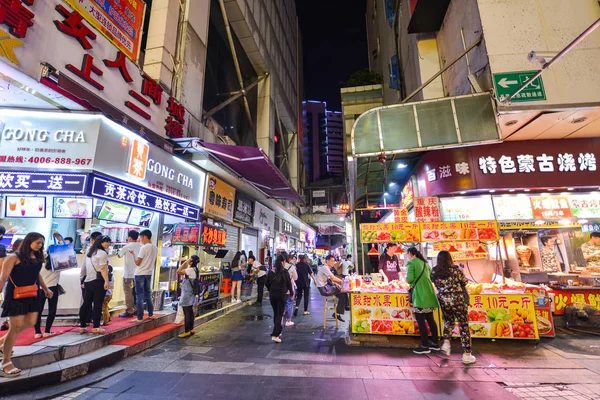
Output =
[{"x1": 302, "y1": 101, "x2": 344, "y2": 183}]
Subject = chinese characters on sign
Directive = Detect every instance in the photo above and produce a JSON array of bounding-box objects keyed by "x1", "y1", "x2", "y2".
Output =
[
  {"x1": 568, "y1": 195, "x2": 600, "y2": 219},
  {"x1": 393, "y1": 208, "x2": 409, "y2": 222},
  {"x1": 0, "y1": 170, "x2": 87, "y2": 194},
  {"x1": 430, "y1": 241, "x2": 487, "y2": 261},
  {"x1": 530, "y1": 196, "x2": 573, "y2": 220},
  {"x1": 127, "y1": 139, "x2": 149, "y2": 180},
  {"x1": 172, "y1": 223, "x2": 200, "y2": 245},
  {"x1": 551, "y1": 289, "x2": 600, "y2": 315},
  {"x1": 479, "y1": 153, "x2": 596, "y2": 175},
  {"x1": 65, "y1": 0, "x2": 145, "y2": 62},
  {"x1": 200, "y1": 224, "x2": 227, "y2": 247},
  {"x1": 420, "y1": 221, "x2": 499, "y2": 242},
  {"x1": 233, "y1": 192, "x2": 254, "y2": 225},
  {"x1": 204, "y1": 174, "x2": 236, "y2": 222},
  {"x1": 360, "y1": 222, "x2": 420, "y2": 243},
  {"x1": 90, "y1": 175, "x2": 200, "y2": 220},
  {"x1": 198, "y1": 273, "x2": 221, "y2": 304},
  {"x1": 414, "y1": 197, "x2": 439, "y2": 222}
]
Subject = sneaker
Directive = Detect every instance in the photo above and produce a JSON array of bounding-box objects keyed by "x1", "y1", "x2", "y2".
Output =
[
  {"x1": 285, "y1": 321, "x2": 295, "y2": 327},
  {"x1": 413, "y1": 345, "x2": 431, "y2": 355},
  {"x1": 462, "y1": 353, "x2": 477, "y2": 365},
  {"x1": 271, "y1": 336, "x2": 282, "y2": 343},
  {"x1": 237, "y1": 299, "x2": 242, "y2": 303},
  {"x1": 441, "y1": 341, "x2": 451, "y2": 357},
  {"x1": 427, "y1": 341, "x2": 441, "y2": 351},
  {"x1": 178, "y1": 331, "x2": 192, "y2": 338}
]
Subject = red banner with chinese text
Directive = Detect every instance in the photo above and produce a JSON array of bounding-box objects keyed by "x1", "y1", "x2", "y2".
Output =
[{"x1": 551, "y1": 288, "x2": 600, "y2": 315}]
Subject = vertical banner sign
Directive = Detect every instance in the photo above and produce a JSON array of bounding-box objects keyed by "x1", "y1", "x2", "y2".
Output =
[
  {"x1": 204, "y1": 174, "x2": 236, "y2": 222},
  {"x1": 65, "y1": 0, "x2": 146, "y2": 62},
  {"x1": 393, "y1": 208, "x2": 409, "y2": 222}
]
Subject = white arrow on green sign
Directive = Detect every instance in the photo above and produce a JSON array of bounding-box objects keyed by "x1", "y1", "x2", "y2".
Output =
[{"x1": 493, "y1": 71, "x2": 546, "y2": 103}]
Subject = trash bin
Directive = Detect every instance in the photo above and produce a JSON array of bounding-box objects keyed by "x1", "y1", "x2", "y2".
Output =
[{"x1": 152, "y1": 290, "x2": 165, "y2": 311}]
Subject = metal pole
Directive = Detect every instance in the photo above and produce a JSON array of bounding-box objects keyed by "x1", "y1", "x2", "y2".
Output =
[
  {"x1": 401, "y1": 37, "x2": 482, "y2": 103},
  {"x1": 502, "y1": 18, "x2": 600, "y2": 104},
  {"x1": 203, "y1": 74, "x2": 267, "y2": 122}
]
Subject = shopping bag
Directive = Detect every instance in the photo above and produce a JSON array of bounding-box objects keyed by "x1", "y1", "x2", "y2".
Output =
[
  {"x1": 47, "y1": 235, "x2": 78, "y2": 272},
  {"x1": 174, "y1": 304, "x2": 185, "y2": 324}
]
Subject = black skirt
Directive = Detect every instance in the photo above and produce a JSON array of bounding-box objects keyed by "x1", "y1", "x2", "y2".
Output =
[{"x1": 1, "y1": 296, "x2": 41, "y2": 317}]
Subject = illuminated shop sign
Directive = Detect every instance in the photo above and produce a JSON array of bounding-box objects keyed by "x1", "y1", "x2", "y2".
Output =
[{"x1": 0, "y1": 170, "x2": 87, "y2": 194}]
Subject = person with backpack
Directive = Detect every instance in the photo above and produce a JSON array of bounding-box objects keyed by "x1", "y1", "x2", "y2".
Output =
[
  {"x1": 266, "y1": 252, "x2": 294, "y2": 343},
  {"x1": 177, "y1": 255, "x2": 201, "y2": 338}
]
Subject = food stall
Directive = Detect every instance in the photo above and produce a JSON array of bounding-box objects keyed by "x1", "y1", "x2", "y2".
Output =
[{"x1": 352, "y1": 219, "x2": 541, "y2": 340}]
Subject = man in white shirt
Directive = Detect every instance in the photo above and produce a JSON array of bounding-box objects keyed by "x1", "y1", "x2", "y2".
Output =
[
  {"x1": 341, "y1": 255, "x2": 354, "y2": 277},
  {"x1": 130, "y1": 229, "x2": 158, "y2": 322},
  {"x1": 316, "y1": 255, "x2": 346, "y2": 321},
  {"x1": 248, "y1": 255, "x2": 267, "y2": 306},
  {"x1": 118, "y1": 230, "x2": 142, "y2": 317}
]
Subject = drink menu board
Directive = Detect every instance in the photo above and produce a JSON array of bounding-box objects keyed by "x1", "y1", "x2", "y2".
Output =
[
  {"x1": 5, "y1": 196, "x2": 46, "y2": 218},
  {"x1": 172, "y1": 223, "x2": 201, "y2": 245},
  {"x1": 420, "y1": 221, "x2": 499, "y2": 242},
  {"x1": 53, "y1": 197, "x2": 94, "y2": 218}
]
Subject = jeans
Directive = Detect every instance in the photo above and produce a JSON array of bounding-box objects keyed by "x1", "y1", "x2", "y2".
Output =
[
  {"x1": 317, "y1": 285, "x2": 346, "y2": 315},
  {"x1": 35, "y1": 286, "x2": 59, "y2": 334},
  {"x1": 80, "y1": 280, "x2": 105, "y2": 328},
  {"x1": 295, "y1": 286, "x2": 310, "y2": 312},
  {"x1": 285, "y1": 294, "x2": 294, "y2": 320},
  {"x1": 135, "y1": 275, "x2": 154, "y2": 320},
  {"x1": 123, "y1": 278, "x2": 136, "y2": 315},
  {"x1": 415, "y1": 311, "x2": 439, "y2": 346},
  {"x1": 256, "y1": 275, "x2": 267, "y2": 304},
  {"x1": 269, "y1": 293, "x2": 286, "y2": 337},
  {"x1": 182, "y1": 305, "x2": 194, "y2": 332}
]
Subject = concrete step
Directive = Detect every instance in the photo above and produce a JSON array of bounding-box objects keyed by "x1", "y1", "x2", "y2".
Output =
[{"x1": 0, "y1": 296, "x2": 256, "y2": 395}]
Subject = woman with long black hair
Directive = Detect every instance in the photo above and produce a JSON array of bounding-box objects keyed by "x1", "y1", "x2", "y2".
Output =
[
  {"x1": 432, "y1": 250, "x2": 476, "y2": 364},
  {"x1": 231, "y1": 251, "x2": 243, "y2": 303},
  {"x1": 0, "y1": 232, "x2": 54, "y2": 377},
  {"x1": 266, "y1": 252, "x2": 293, "y2": 343},
  {"x1": 79, "y1": 236, "x2": 110, "y2": 334},
  {"x1": 406, "y1": 246, "x2": 440, "y2": 355}
]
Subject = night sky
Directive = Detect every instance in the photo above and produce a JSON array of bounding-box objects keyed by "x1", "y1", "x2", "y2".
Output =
[{"x1": 297, "y1": 0, "x2": 368, "y2": 111}]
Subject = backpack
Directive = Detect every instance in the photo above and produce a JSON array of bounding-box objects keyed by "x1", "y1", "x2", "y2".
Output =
[{"x1": 189, "y1": 266, "x2": 201, "y2": 296}]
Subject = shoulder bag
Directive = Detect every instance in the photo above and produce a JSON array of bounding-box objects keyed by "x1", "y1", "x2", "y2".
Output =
[
  {"x1": 407, "y1": 264, "x2": 426, "y2": 305},
  {"x1": 90, "y1": 256, "x2": 105, "y2": 282},
  {"x1": 10, "y1": 276, "x2": 38, "y2": 299}
]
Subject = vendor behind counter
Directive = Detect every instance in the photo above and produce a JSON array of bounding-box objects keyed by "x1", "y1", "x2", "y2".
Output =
[{"x1": 378, "y1": 243, "x2": 402, "y2": 282}]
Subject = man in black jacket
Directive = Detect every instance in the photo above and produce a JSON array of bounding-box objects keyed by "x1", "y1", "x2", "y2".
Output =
[{"x1": 293, "y1": 255, "x2": 314, "y2": 316}]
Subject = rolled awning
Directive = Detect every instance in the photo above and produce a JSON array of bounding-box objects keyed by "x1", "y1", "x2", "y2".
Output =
[{"x1": 194, "y1": 142, "x2": 302, "y2": 203}]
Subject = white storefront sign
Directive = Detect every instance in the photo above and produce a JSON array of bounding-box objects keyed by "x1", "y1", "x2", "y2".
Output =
[
  {"x1": 253, "y1": 201, "x2": 275, "y2": 233},
  {"x1": 0, "y1": 109, "x2": 100, "y2": 169}
]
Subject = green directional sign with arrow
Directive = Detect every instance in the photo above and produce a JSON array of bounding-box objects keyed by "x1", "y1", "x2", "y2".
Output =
[{"x1": 493, "y1": 71, "x2": 546, "y2": 103}]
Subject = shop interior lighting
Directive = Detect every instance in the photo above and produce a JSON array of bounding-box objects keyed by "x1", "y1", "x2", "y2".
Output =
[
  {"x1": 548, "y1": 189, "x2": 554, "y2": 191},
  {"x1": 368, "y1": 244, "x2": 379, "y2": 255},
  {"x1": 448, "y1": 245, "x2": 460, "y2": 254},
  {"x1": 339, "y1": 217, "x2": 344, "y2": 222},
  {"x1": 541, "y1": 193, "x2": 551, "y2": 197},
  {"x1": 474, "y1": 245, "x2": 488, "y2": 256},
  {"x1": 578, "y1": 219, "x2": 589, "y2": 224},
  {"x1": 389, "y1": 182, "x2": 396, "y2": 187},
  {"x1": 508, "y1": 189, "x2": 515, "y2": 192},
  {"x1": 568, "y1": 187, "x2": 574, "y2": 191},
  {"x1": 489, "y1": 190, "x2": 496, "y2": 193},
  {"x1": 524, "y1": 189, "x2": 531, "y2": 192},
  {"x1": 397, "y1": 163, "x2": 407, "y2": 169},
  {"x1": 558, "y1": 219, "x2": 572, "y2": 225},
  {"x1": 459, "y1": 191, "x2": 466, "y2": 194},
  {"x1": 535, "y1": 220, "x2": 546, "y2": 225},
  {"x1": 384, "y1": 192, "x2": 389, "y2": 196}
]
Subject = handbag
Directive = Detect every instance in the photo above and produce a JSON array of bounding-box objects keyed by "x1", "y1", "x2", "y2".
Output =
[
  {"x1": 47, "y1": 235, "x2": 78, "y2": 272},
  {"x1": 89, "y1": 257, "x2": 105, "y2": 282},
  {"x1": 10, "y1": 276, "x2": 39, "y2": 299},
  {"x1": 408, "y1": 264, "x2": 426, "y2": 305}
]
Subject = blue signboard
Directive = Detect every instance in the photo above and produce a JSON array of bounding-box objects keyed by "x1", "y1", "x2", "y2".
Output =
[
  {"x1": 582, "y1": 222, "x2": 600, "y2": 233},
  {"x1": 0, "y1": 171, "x2": 88, "y2": 194},
  {"x1": 90, "y1": 175, "x2": 200, "y2": 220}
]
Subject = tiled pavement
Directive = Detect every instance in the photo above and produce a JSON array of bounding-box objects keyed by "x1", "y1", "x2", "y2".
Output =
[{"x1": 6, "y1": 288, "x2": 600, "y2": 400}]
